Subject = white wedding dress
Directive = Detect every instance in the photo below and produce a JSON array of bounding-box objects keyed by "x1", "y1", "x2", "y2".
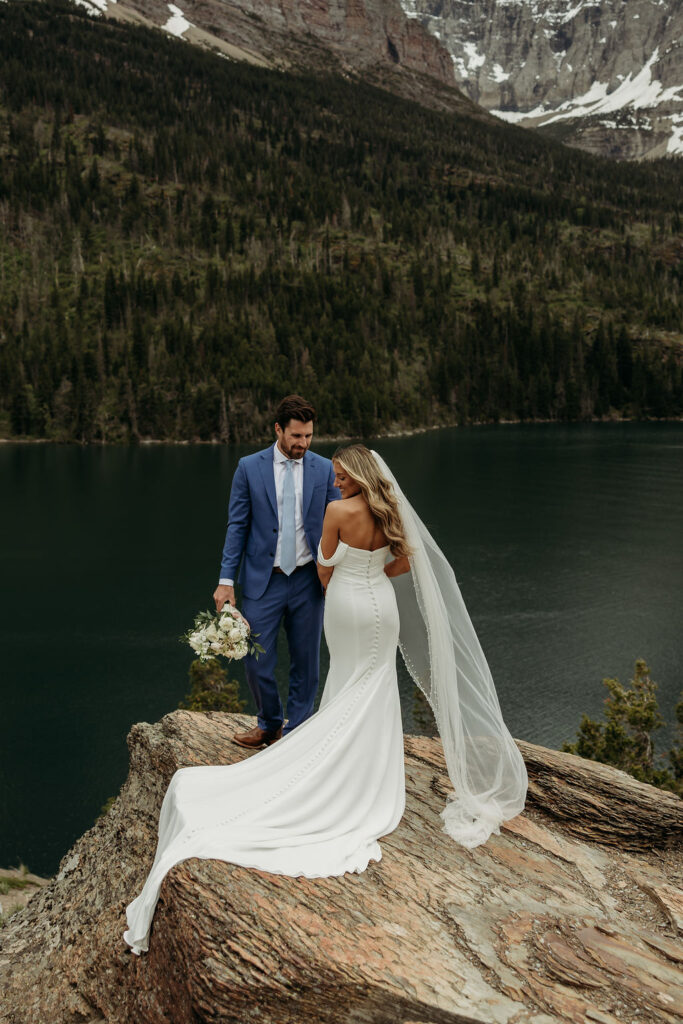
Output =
[
  {"x1": 125, "y1": 452, "x2": 528, "y2": 954},
  {"x1": 124, "y1": 540, "x2": 405, "y2": 954}
]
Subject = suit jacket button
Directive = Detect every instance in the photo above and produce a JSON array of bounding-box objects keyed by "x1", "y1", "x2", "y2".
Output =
[
  {"x1": 269, "y1": 551, "x2": 274, "y2": 556},
  {"x1": 273, "y1": 528, "x2": 277, "y2": 533}
]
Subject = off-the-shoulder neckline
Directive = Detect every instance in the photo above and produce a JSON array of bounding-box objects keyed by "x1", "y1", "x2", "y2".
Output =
[{"x1": 322, "y1": 540, "x2": 390, "y2": 555}]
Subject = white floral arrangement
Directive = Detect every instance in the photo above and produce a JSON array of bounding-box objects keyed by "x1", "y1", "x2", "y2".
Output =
[{"x1": 181, "y1": 606, "x2": 265, "y2": 663}]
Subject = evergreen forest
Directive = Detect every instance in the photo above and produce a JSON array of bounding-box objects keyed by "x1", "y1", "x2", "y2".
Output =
[{"x1": 1, "y1": 0, "x2": 682, "y2": 443}]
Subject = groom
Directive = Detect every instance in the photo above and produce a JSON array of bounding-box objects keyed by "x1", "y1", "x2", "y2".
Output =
[{"x1": 213, "y1": 395, "x2": 339, "y2": 749}]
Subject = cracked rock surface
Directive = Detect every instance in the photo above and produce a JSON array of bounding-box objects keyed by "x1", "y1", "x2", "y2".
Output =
[{"x1": 0, "y1": 710, "x2": 681, "y2": 1024}]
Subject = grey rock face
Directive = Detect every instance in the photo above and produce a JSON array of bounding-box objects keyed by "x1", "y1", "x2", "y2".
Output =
[
  {"x1": 79, "y1": 0, "x2": 477, "y2": 118},
  {"x1": 398, "y1": 0, "x2": 683, "y2": 158}
]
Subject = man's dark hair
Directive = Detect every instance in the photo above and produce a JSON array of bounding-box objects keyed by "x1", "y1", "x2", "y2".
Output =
[{"x1": 275, "y1": 395, "x2": 316, "y2": 429}]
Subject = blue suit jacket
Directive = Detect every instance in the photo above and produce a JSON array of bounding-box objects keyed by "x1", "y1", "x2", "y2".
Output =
[{"x1": 220, "y1": 445, "x2": 340, "y2": 600}]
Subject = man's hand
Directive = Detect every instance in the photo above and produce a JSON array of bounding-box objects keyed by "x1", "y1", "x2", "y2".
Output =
[{"x1": 213, "y1": 584, "x2": 236, "y2": 613}]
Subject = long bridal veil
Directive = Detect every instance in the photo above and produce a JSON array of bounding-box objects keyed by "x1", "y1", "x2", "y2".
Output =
[{"x1": 371, "y1": 450, "x2": 527, "y2": 848}]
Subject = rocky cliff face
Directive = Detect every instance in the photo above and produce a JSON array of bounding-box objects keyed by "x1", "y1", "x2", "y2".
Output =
[
  {"x1": 77, "y1": 0, "x2": 479, "y2": 117},
  {"x1": 74, "y1": 0, "x2": 683, "y2": 159},
  {"x1": 0, "y1": 710, "x2": 681, "y2": 1024},
  {"x1": 399, "y1": 0, "x2": 683, "y2": 159}
]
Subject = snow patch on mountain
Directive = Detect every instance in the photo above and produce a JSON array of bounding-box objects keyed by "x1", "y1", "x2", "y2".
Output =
[
  {"x1": 668, "y1": 120, "x2": 683, "y2": 155},
  {"x1": 463, "y1": 41, "x2": 486, "y2": 70},
  {"x1": 560, "y1": 2, "x2": 586, "y2": 24},
  {"x1": 74, "y1": 0, "x2": 115, "y2": 15},
  {"x1": 492, "y1": 48, "x2": 683, "y2": 125},
  {"x1": 490, "y1": 63, "x2": 510, "y2": 83},
  {"x1": 398, "y1": 0, "x2": 682, "y2": 158},
  {"x1": 162, "y1": 4, "x2": 193, "y2": 38},
  {"x1": 400, "y1": 0, "x2": 421, "y2": 19}
]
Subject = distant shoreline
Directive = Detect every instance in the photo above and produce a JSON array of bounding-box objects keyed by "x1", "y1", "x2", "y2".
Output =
[{"x1": 2, "y1": 415, "x2": 682, "y2": 448}]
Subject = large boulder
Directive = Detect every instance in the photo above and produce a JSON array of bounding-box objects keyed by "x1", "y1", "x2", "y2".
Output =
[{"x1": 0, "y1": 710, "x2": 681, "y2": 1024}]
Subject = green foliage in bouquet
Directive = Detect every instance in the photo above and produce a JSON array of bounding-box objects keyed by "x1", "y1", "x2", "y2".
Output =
[
  {"x1": 181, "y1": 608, "x2": 265, "y2": 662},
  {"x1": 562, "y1": 659, "x2": 682, "y2": 796},
  {"x1": 178, "y1": 659, "x2": 247, "y2": 714}
]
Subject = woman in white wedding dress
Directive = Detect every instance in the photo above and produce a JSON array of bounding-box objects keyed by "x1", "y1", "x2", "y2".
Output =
[{"x1": 124, "y1": 446, "x2": 527, "y2": 954}]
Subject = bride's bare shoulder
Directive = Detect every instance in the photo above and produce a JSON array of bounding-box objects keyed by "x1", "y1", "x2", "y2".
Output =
[
  {"x1": 329, "y1": 496, "x2": 367, "y2": 519},
  {"x1": 324, "y1": 499, "x2": 345, "y2": 520}
]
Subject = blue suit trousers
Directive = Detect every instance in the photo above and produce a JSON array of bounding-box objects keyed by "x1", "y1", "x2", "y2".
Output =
[{"x1": 241, "y1": 562, "x2": 324, "y2": 734}]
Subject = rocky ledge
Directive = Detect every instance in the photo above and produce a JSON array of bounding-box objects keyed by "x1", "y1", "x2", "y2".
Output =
[{"x1": 0, "y1": 711, "x2": 681, "y2": 1024}]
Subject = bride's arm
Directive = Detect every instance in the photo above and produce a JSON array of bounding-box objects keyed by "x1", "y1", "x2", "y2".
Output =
[
  {"x1": 384, "y1": 555, "x2": 411, "y2": 578},
  {"x1": 317, "y1": 502, "x2": 342, "y2": 591}
]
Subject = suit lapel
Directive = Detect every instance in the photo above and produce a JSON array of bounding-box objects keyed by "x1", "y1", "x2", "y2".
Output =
[
  {"x1": 259, "y1": 447, "x2": 277, "y2": 517},
  {"x1": 302, "y1": 451, "x2": 316, "y2": 519}
]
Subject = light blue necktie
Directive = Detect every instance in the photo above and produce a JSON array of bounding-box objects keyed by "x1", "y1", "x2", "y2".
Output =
[{"x1": 280, "y1": 459, "x2": 296, "y2": 576}]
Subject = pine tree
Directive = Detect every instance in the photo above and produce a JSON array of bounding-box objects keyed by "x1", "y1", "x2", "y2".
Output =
[{"x1": 563, "y1": 660, "x2": 681, "y2": 794}]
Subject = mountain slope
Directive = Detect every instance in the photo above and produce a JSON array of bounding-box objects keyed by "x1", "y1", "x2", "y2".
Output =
[
  {"x1": 73, "y1": 0, "x2": 478, "y2": 117},
  {"x1": 399, "y1": 0, "x2": 683, "y2": 160},
  {"x1": 0, "y1": 0, "x2": 681, "y2": 444},
  {"x1": 69, "y1": 0, "x2": 683, "y2": 159},
  {"x1": 48, "y1": 0, "x2": 683, "y2": 160}
]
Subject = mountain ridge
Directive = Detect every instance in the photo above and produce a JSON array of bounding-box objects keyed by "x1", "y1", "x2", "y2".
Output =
[
  {"x1": 72, "y1": 0, "x2": 483, "y2": 118},
  {"x1": 401, "y1": 0, "x2": 683, "y2": 160},
  {"x1": 66, "y1": 0, "x2": 683, "y2": 159}
]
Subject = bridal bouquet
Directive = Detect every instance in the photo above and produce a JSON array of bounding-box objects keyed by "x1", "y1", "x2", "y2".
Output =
[{"x1": 182, "y1": 607, "x2": 264, "y2": 663}]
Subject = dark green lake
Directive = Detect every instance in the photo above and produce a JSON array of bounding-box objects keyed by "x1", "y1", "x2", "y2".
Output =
[{"x1": 1, "y1": 423, "x2": 681, "y2": 876}]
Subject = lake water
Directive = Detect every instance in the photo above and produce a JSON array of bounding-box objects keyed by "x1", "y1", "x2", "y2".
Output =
[{"x1": 1, "y1": 423, "x2": 681, "y2": 876}]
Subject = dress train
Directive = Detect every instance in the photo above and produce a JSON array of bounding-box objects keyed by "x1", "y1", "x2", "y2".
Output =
[{"x1": 124, "y1": 541, "x2": 404, "y2": 953}]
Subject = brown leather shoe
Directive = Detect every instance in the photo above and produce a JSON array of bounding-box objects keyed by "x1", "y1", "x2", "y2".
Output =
[{"x1": 232, "y1": 725, "x2": 283, "y2": 749}]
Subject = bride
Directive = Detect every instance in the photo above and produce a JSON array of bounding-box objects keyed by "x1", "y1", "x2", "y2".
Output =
[{"x1": 124, "y1": 445, "x2": 527, "y2": 954}]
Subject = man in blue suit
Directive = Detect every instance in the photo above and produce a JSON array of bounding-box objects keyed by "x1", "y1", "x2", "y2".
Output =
[{"x1": 213, "y1": 395, "x2": 340, "y2": 749}]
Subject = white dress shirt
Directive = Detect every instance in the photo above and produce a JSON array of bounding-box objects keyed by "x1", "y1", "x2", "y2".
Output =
[{"x1": 219, "y1": 443, "x2": 312, "y2": 587}]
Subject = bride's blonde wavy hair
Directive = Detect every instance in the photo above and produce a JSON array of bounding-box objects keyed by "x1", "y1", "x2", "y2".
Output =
[{"x1": 332, "y1": 444, "x2": 412, "y2": 559}]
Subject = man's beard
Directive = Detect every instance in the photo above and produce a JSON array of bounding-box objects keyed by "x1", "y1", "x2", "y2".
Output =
[{"x1": 281, "y1": 440, "x2": 305, "y2": 459}]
